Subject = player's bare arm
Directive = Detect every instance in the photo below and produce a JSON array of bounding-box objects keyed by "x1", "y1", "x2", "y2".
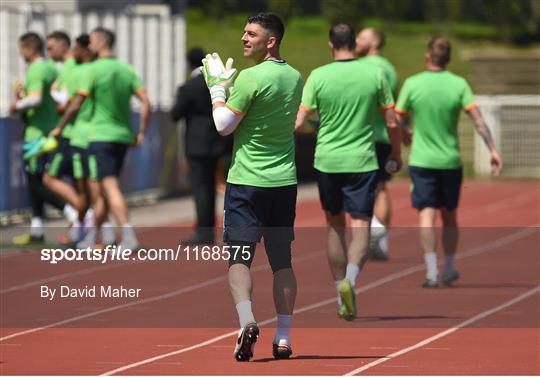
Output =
[
  {"x1": 50, "y1": 93, "x2": 86, "y2": 137},
  {"x1": 134, "y1": 87, "x2": 152, "y2": 146},
  {"x1": 467, "y1": 106, "x2": 502, "y2": 175},
  {"x1": 383, "y1": 107, "x2": 403, "y2": 172},
  {"x1": 294, "y1": 106, "x2": 314, "y2": 132},
  {"x1": 396, "y1": 112, "x2": 413, "y2": 146}
]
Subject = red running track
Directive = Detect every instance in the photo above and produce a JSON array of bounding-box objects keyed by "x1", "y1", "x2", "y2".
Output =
[{"x1": 0, "y1": 179, "x2": 539, "y2": 375}]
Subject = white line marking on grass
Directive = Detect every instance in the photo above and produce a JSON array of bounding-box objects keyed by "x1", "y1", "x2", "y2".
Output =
[
  {"x1": 100, "y1": 227, "x2": 536, "y2": 376},
  {"x1": 343, "y1": 285, "x2": 540, "y2": 375}
]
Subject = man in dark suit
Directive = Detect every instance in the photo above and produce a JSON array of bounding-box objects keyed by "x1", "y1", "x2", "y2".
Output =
[{"x1": 171, "y1": 48, "x2": 228, "y2": 244}]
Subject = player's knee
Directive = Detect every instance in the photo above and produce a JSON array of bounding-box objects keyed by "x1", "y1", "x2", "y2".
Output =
[{"x1": 228, "y1": 241, "x2": 256, "y2": 269}]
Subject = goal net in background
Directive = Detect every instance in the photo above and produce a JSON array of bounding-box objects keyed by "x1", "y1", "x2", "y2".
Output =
[{"x1": 472, "y1": 95, "x2": 540, "y2": 178}]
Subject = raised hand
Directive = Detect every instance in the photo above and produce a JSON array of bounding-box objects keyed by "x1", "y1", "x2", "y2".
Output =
[{"x1": 201, "y1": 53, "x2": 237, "y2": 104}]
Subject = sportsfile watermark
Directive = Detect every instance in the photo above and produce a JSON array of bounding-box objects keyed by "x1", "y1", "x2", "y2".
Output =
[
  {"x1": 1, "y1": 227, "x2": 538, "y2": 328},
  {"x1": 40, "y1": 244, "x2": 252, "y2": 264}
]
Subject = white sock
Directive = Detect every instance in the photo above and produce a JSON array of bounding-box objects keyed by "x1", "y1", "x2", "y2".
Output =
[
  {"x1": 444, "y1": 255, "x2": 455, "y2": 275},
  {"x1": 102, "y1": 222, "x2": 116, "y2": 245},
  {"x1": 274, "y1": 314, "x2": 292, "y2": 344},
  {"x1": 77, "y1": 227, "x2": 97, "y2": 249},
  {"x1": 371, "y1": 215, "x2": 384, "y2": 228},
  {"x1": 63, "y1": 204, "x2": 78, "y2": 223},
  {"x1": 67, "y1": 220, "x2": 82, "y2": 242},
  {"x1": 370, "y1": 216, "x2": 386, "y2": 238},
  {"x1": 30, "y1": 217, "x2": 43, "y2": 237},
  {"x1": 345, "y1": 263, "x2": 360, "y2": 287},
  {"x1": 84, "y1": 209, "x2": 95, "y2": 228},
  {"x1": 236, "y1": 300, "x2": 256, "y2": 328},
  {"x1": 378, "y1": 232, "x2": 389, "y2": 256},
  {"x1": 335, "y1": 280, "x2": 343, "y2": 305},
  {"x1": 424, "y1": 251, "x2": 438, "y2": 280},
  {"x1": 120, "y1": 224, "x2": 138, "y2": 246}
]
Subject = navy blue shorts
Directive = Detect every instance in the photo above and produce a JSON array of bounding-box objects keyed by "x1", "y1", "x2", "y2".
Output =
[
  {"x1": 71, "y1": 146, "x2": 89, "y2": 180},
  {"x1": 316, "y1": 169, "x2": 378, "y2": 217},
  {"x1": 47, "y1": 137, "x2": 73, "y2": 178},
  {"x1": 409, "y1": 166, "x2": 463, "y2": 210},
  {"x1": 88, "y1": 142, "x2": 128, "y2": 180},
  {"x1": 224, "y1": 183, "x2": 297, "y2": 244},
  {"x1": 375, "y1": 142, "x2": 392, "y2": 183}
]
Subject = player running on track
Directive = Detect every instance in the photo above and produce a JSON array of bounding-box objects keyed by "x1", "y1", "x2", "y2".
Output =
[
  {"x1": 395, "y1": 36, "x2": 502, "y2": 287},
  {"x1": 52, "y1": 27, "x2": 151, "y2": 250},
  {"x1": 356, "y1": 27, "x2": 399, "y2": 261},
  {"x1": 295, "y1": 23, "x2": 402, "y2": 321}
]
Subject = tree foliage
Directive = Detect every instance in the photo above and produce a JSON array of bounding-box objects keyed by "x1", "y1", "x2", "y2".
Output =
[{"x1": 190, "y1": 0, "x2": 540, "y2": 43}]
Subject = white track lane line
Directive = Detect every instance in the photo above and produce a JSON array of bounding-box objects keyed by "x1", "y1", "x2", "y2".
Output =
[
  {"x1": 343, "y1": 285, "x2": 540, "y2": 375},
  {"x1": 0, "y1": 261, "x2": 144, "y2": 294},
  {"x1": 1, "y1": 184, "x2": 534, "y2": 292},
  {"x1": 0, "y1": 249, "x2": 324, "y2": 342},
  {"x1": 0, "y1": 198, "x2": 333, "y2": 293},
  {"x1": 100, "y1": 227, "x2": 536, "y2": 376}
]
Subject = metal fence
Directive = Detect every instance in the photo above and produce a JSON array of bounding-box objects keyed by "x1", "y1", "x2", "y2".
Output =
[
  {"x1": 474, "y1": 95, "x2": 540, "y2": 178},
  {"x1": 0, "y1": 4, "x2": 186, "y2": 115},
  {"x1": 0, "y1": 4, "x2": 188, "y2": 224}
]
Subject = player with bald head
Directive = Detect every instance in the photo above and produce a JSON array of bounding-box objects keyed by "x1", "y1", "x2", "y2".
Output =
[
  {"x1": 356, "y1": 27, "x2": 398, "y2": 261},
  {"x1": 396, "y1": 36, "x2": 502, "y2": 287},
  {"x1": 89, "y1": 27, "x2": 116, "y2": 54}
]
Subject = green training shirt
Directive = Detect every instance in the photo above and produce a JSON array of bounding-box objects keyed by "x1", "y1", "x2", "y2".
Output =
[
  {"x1": 78, "y1": 57, "x2": 144, "y2": 144},
  {"x1": 301, "y1": 59, "x2": 394, "y2": 173},
  {"x1": 395, "y1": 70, "x2": 477, "y2": 169},
  {"x1": 55, "y1": 58, "x2": 78, "y2": 139},
  {"x1": 226, "y1": 60, "x2": 303, "y2": 187},
  {"x1": 69, "y1": 62, "x2": 94, "y2": 149},
  {"x1": 23, "y1": 58, "x2": 59, "y2": 142},
  {"x1": 362, "y1": 55, "x2": 398, "y2": 144}
]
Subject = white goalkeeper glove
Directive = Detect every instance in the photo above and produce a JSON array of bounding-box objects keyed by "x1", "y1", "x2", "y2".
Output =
[{"x1": 201, "y1": 53, "x2": 237, "y2": 104}]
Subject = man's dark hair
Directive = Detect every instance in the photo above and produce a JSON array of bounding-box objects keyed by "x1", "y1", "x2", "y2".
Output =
[
  {"x1": 428, "y1": 36, "x2": 451, "y2": 66},
  {"x1": 372, "y1": 28, "x2": 385, "y2": 49},
  {"x1": 19, "y1": 32, "x2": 44, "y2": 54},
  {"x1": 187, "y1": 47, "x2": 206, "y2": 70},
  {"x1": 92, "y1": 27, "x2": 115, "y2": 49},
  {"x1": 247, "y1": 13, "x2": 285, "y2": 44},
  {"x1": 329, "y1": 23, "x2": 356, "y2": 51},
  {"x1": 47, "y1": 30, "x2": 71, "y2": 47},
  {"x1": 76, "y1": 33, "x2": 90, "y2": 49}
]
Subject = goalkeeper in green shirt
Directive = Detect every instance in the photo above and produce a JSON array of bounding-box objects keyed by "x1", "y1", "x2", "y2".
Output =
[{"x1": 202, "y1": 13, "x2": 302, "y2": 362}]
